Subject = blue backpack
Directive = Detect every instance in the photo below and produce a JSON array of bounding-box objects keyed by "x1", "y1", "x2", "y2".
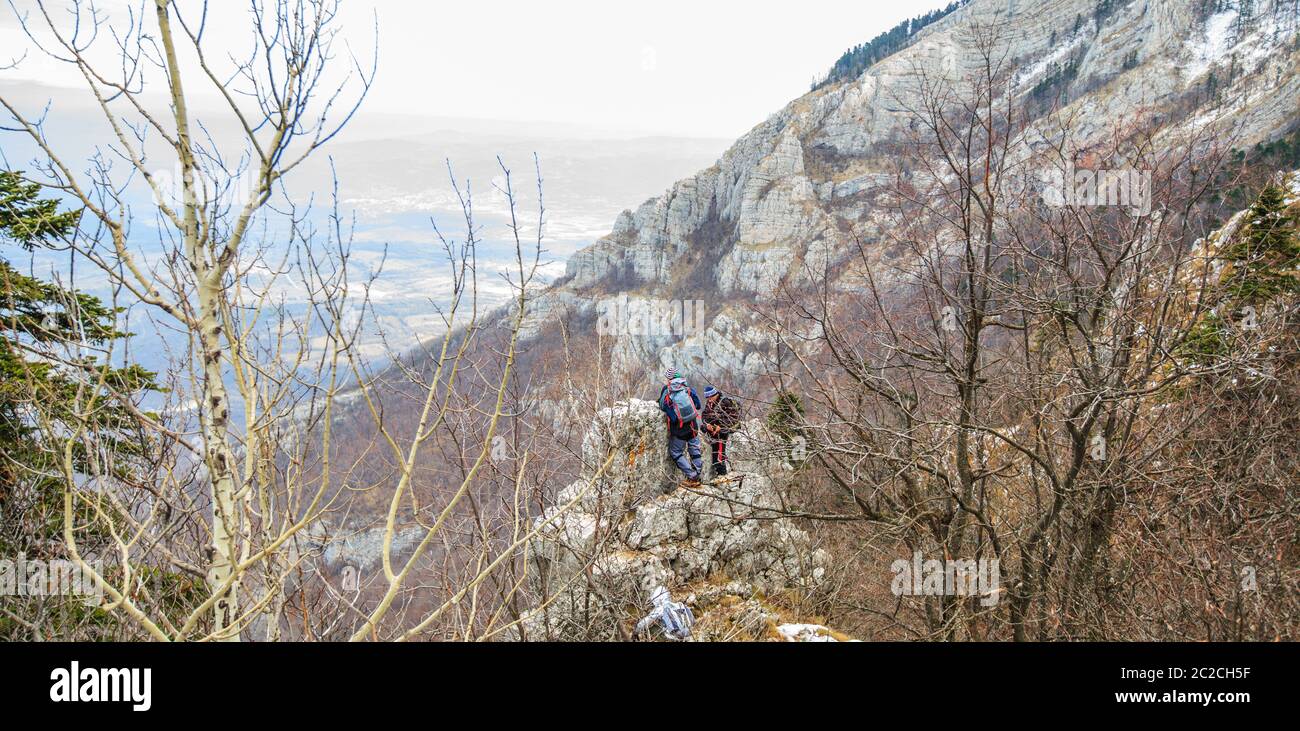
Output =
[
  {"x1": 661, "y1": 601, "x2": 695, "y2": 640},
  {"x1": 635, "y1": 586, "x2": 695, "y2": 640},
  {"x1": 664, "y1": 379, "x2": 698, "y2": 430}
]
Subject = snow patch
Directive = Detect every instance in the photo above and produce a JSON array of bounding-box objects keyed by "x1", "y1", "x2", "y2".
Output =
[
  {"x1": 1014, "y1": 33, "x2": 1085, "y2": 91},
  {"x1": 777, "y1": 623, "x2": 850, "y2": 642},
  {"x1": 1183, "y1": 10, "x2": 1238, "y2": 84}
]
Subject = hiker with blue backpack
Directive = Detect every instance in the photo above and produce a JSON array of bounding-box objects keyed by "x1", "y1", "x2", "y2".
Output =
[{"x1": 658, "y1": 368, "x2": 704, "y2": 488}]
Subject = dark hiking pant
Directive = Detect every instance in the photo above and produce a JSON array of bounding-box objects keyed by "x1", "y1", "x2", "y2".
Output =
[{"x1": 709, "y1": 438, "x2": 729, "y2": 476}]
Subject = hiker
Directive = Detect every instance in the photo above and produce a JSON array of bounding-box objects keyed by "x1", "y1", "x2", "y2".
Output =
[
  {"x1": 660, "y1": 366, "x2": 678, "y2": 391},
  {"x1": 633, "y1": 586, "x2": 694, "y2": 641},
  {"x1": 701, "y1": 386, "x2": 741, "y2": 478},
  {"x1": 658, "y1": 369, "x2": 704, "y2": 488}
]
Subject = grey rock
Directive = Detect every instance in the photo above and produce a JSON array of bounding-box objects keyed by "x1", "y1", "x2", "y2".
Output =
[
  {"x1": 537, "y1": 0, "x2": 1300, "y2": 385},
  {"x1": 510, "y1": 399, "x2": 827, "y2": 641}
]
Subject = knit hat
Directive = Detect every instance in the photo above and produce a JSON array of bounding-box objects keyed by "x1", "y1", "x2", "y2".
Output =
[
  {"x1": 702, "y1": 386, "x2": 719, "y2": 398},
  {"x1": 664, "y1": 367, "x2": 681, "y2": 381}
]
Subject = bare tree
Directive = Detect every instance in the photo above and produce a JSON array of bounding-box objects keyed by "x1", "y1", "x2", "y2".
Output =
[
  {"x1": 756, "y1": 17, "x2": 1294, "y2": 641},
  {"x1": 1, "y1": 0, "x2": 592, "y2": 642}
]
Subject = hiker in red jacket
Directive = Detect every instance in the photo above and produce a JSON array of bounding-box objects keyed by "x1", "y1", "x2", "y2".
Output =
[{"x1": 701, "y1": 386, "x2": 741, "y2": 478}]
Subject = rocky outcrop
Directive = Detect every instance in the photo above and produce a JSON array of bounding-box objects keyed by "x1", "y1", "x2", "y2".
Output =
[
  {"x1": 510, "y1": 399, "x2": 833, "y2": 641},
  {"x1": 514, "y1": 0, "x2": 1300, "y2": 386}
]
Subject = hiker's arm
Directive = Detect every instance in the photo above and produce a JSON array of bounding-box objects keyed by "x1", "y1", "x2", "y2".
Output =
[{"x1": 706, "y1": 401, "x2": 736, "y2": 436}]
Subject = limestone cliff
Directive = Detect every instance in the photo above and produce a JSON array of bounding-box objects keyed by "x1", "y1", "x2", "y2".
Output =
[{"x1": 514, "y1": 0, "x2": 1300, "y2": 383}]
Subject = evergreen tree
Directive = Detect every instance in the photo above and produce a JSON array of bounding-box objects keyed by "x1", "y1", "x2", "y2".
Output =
[
  {"x1": 766, "y1": 390, "x2": 806, "y2": 439},
  {"x1": 813, "y1": 1, "x2": 969, "y2": 89},
  {"x1": 0, "y1": 171, "x2": 157, "y2": 560},
  {"x1": 1223, "y1": 182, "x2": 1299, "y2": 302}
]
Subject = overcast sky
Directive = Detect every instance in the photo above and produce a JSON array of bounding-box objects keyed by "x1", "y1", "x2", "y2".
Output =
[{"x1": 2, "y1": 0, "x2": 951, "y2": 139}]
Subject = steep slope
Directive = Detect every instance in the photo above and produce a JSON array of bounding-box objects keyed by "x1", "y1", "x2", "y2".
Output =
[
  {"x1": 517, "y1": 0, "x2": 1300, "y2": 382},
  {"x1": 509, "y1": 171, "x2": 1299, "y2": 642},
  {"x1": 310, "y1": 0, "x2": 1300, "y2": 640}
]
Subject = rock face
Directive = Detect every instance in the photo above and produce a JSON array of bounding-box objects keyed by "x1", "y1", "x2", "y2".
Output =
[
  {"x1": 493, "y1": 4, "x2": 1299, "y2": 636},
  {"x1": 514, "y1": 0, "x2": 1300, "y2": 384},
  {"x1": 512, "y1": 399, "x2": 831, "y2": 641}
]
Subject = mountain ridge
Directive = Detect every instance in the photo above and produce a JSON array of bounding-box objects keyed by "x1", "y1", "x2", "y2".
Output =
[{"x1": 505, "y1": 0, "x2": 1299, "y2": 388}]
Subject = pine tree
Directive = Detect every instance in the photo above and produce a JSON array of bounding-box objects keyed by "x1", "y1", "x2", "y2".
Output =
[
  {"x1": 766, "y1": 390, "x2": 806, "y2": 439},
  {"x1": 1223, "y1": 182, "x2": 1300, "y2": 302},
  {"x1": 0, "y1": 171, "x2": 157, "y2": 561}
]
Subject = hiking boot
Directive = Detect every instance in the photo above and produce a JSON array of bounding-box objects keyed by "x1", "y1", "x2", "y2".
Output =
[{"x1": 682, "y1": 477, "x2": 703, "y2": 490}]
